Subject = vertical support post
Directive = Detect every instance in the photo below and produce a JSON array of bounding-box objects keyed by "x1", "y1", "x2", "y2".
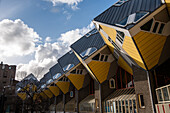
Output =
[
  {"x1": 120, "y1": 68, "x2": 123, "y2": 88},
  {"x1": 22, "y1": 100, "x2": 24, "y2": 113},
  {"x1": 125, "y1": 71, "x2": 128, "y2": 88},
  {"x1": 54, "y1": 96, "x2": 57, "y2": 113},
  {"x1": 99, "y1": 83, "x2": 102, "y2": 113},
  {"x1": 116, "y1": 67, "x2": 119, "y2": 89},
  {"x1": 75, "y1": 89, "x2": 79, "y2": 113},
  {"x1": 63, "y1": 94, "x2": 65, "y2": 113}
]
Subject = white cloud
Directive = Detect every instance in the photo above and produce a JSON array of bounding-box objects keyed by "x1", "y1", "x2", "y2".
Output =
[
  {"x1": 16, "y1": 21, "x2": 94, "y2": 80},
  {"x1": 46, "y1": 0, "x2": 83, "y2": 10},
  {"x1": 45, "y1": 37, "x2": 52, "y2": 42},
  {"x1": 0, "y1": 19, "x2": 41, "y2": 57}
]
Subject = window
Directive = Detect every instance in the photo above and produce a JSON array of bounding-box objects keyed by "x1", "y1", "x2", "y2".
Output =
[
  {"x1": 158, "y1": 23, "x2": 165, "y2": 34},
  {"x1": 70, "y1": 91, "x2": 73, "y2": 97},
  {"x1": 104, "y1": 55, "x2": 108, "y2": 62},
  {"x1": 3, "y1": 81, "x2": 6, "y2": 84},
  {"x1": 134, "y1": 12, "x2": 149, "y2": 23},
  {"x1": 116, "y1": 30, "x2": 125, "y2": 44},
  {"x1": 71, "y1": 69, "x2": 83, "y2": 74},
  {"x1": 92, "y1": 53, "x2": 109, "y2": 62},
  {"x1": 152, "y1": 22, "x2": 159, "y2": 33},
  {"x1": 41, "y1": 84, "x2": 46, "y2": 89},
  {"x1": 80, "y1": 47, "x2": 97, "y2": 58},
  {"x1": 86, "y1": 29, "x2": 98, "y2": 37},
  {"x1": 109, "y1": 78, "x2": 115, "y2": 89},
  {"x1": 117, "y1": 12, "x2": 148, "y2": 26},
  {"x1": 46, "y1": 79, "x2": 53, "y2": 85},
  {"x1": 114, "y1": 0, "x2": 128, "y2": 6},
  {"x1": 162, "y1": 87, "x2": 169, "y2": 101},
  {"x1": 63, "y1": 64, "x2": 74, "y2": 71},
  {"x1": 9, "y1": 67, "x2": 11, "y2": 69},
  {"x1": 141, "y1": 19, "x2": 165, "y2": 34},
  {"x1": 141, "y1": 19, "x2": 153, "y2": 31},
  {"x1": 2, "y1": 65, "x2": 5, "y2": 69},
  {"x1": 138, "y1": 94, "x2": 145, "y2": 108},
  {"x1": 157, "y1": 89, "x2": 163, "y2": 101},
  {"x1": 100, "y1": 55, "x2": 104, "y2": 61},
  {"x1": 53, "y1": 73, "x2": 62, "y2": 80},
  {"x1": 92, "y1": 53, "x2": 100, "y2": 61},
  {"x1": 17, "y1": 88, "x2": 21, "y2": 92}
]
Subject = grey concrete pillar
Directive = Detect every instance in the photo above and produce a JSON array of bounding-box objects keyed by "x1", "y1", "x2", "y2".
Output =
[
  {"x1": 94, "y1": 81, "x2": 102, "y2": 113},
  {"x1": 132, "y1": 65, "x2": 155, "y2": 113},
  {"x1": 75, "y1": 89, "x2": 79, "y2": 113},
  {"x1": 63, "y1": 94, "x2": 65, "y2": 113}
]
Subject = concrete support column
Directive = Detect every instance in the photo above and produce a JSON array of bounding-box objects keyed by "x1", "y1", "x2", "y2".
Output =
[
  {"x1": 63, "y1": 94, "x2": 65, "y2": 113},
  {"x1": 94, "y1": 81, "x2": 102, "y2": 113},
  {"x1": 132, "y1": 65, "x2": 155, "y2": 113},
  {"x1": 75, "y1": 89, "x2": 79, "y2": 113}
]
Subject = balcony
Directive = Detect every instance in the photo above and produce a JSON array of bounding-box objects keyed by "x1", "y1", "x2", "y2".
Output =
[{"x1": 155, "y1": 84, "x2": 170, "y2": 113}]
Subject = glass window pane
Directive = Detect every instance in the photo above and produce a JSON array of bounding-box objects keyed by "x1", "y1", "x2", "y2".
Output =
[
  {"x1": 53, "y1": 73, "x2": 61, "y2": 80},
  {"x1": 100, "y1": 55, "x2": 104, "y2": 61},
  {"x1": 108, "y1": 102, "x2": 110, "y2": 112},
  {"x1": 133, "y1": 100, "x2": 137, "y2": 113},
  {"x1": 158, "y1": 23, "x2": 165, "y2": 34},
  {"x1": 117, "y1": 17, "x2": 128, "y2": 26},
  {"x1": 157, "y1": 89, "x2": 163, "y2": 101},
  {"x1": 92, "y1": 53, "x2": 100, "y2": 61},
  {"x1": 122, "y1": 101, "x2": 125, "y2": 113},
  {"x1": 104, "y1": 55, "x2": 108, "y2": 62},
  {"x1": 152, "y1": 22, "x2": 159, "y2": 33},
  {"x1": 141, "y1": 19, "x2": 153, "y2": 31},
  {"x1": 162, "y1": 87, "x2": 169, "y2": 101},
  {"x1": 89, "y1": 47, "x2": 97, "y2": 56},
  {"x1": 135, "y1": 12, "x2": 148, "y2": 22}
]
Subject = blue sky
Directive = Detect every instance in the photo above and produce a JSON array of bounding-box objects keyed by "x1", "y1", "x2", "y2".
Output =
[
  {"x1": 0, "y1": 0, "x2": 117, "y2": 80},
  {"x1": 0, "y1": 0, "x2": 116, "y2": 40}
]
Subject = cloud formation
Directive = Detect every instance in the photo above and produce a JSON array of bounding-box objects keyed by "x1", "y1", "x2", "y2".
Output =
[
  {"x1": 46, "y1": 0, "x2": 83, "y2": 10},
  {"x1": 15, "y1": 20, "x2": 94, "y2": 80},
  {"x1": 0, "y1": 19, "x2": 41, "y2": 57}
]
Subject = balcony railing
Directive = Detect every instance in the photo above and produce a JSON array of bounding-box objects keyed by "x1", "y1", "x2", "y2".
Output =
[{"x1": 156, "y1": 84, "x2": 170, "y2": 104}]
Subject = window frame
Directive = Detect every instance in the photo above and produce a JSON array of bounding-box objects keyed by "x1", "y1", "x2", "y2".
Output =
[
  {"x1": 109, "y1": 78, "x2": 116, "y2": 89},
  {"x1": 138, "y1": 94, "x2": 145, "y2": 109},
  {"x1": 70, "y1": 91, "x2": 74, "y2": 97},
  {"x1": 63, "y1": 64, "x2": 75, "y2": 72},
  {"x1": 80, "y1": 47, "x2": 97, "y2": 58},
  {"x1": 53, "y1": 73, "x2": 62, "y2": 80},
  {"x1": 114, "y1": 0, "x2": 128, "y2": 6},
  {"x1": 140, "y1": 18, "x2": 166, "y2": 35}
]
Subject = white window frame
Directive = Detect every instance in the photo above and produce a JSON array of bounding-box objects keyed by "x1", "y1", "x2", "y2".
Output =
[
  {"x1": 80, "y1": 47, "x2": 97, "y2": 58},
  {"x1": 63, "y1": 64, "x2": 74, "y2": 71},
  {"x1": 114, "y1": 0, "x2": 128, "y2": 6},
  {"x1": 109, "y1": 78, "x2": 115, "y2": 89}
]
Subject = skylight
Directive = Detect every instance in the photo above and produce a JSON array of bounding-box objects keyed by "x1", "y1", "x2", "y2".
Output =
[
  {"x1": 114, "y1": 0, "x2": 128, "y2": 6},
  {"x1": 116, "y1": 12, "x2": 149, "y2": 27},
  {"x1": 63, "y1": 64, "x2": 75, "y2": 71},
  {"x1": 41, "y1": 84, "x2": 46, "y2": 89},
  {"x1": 53, "y1": 73, "x2": 62, "y2": 80},
  {"x1": 86, "y1": 29, "x2": 98, "y2": 37},
  {"x1": 46, "y1": 79, "x2": 53, "y2": 85},
  {"x1": 80, "y1": 47, "x2": 97, "y2": 58}
]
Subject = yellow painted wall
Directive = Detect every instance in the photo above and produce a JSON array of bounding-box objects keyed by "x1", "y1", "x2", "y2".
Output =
[
  {"x1": 68, "y1": 74, "x2": 85, "y2": 90},
  {"x1": 73, "y1": 50, "x2": 99, "y2": 82},
  {"x1": 165, "y1": 0, "x2": 170, "y2": 15},
  {"x1": 40, "y1": 92, "x2": 48, "y2": 99},
  {"x1": 43, "y1": 89, "x2": 53, "y2": 98},
  {"x1": 100, "y1": 25, "x2": 117, "y2": 42},
  {"x1": 56, "y1": 81, "x2": 70, "y2": 94},
  {"x1": 17, "y1": 93, "x2": 27, "y2": 100},
  {"x1": 88, "y1": 61, "x2": 110, "y2": 83},
  {"x1": 33, "y1": 93, "x2": 38, "y2": 100},
  {"x1": 118, "y1": 56, "x2": 133, "y2": 75},
  {"x1": 99, "y1": 31, "x2": 114, "y2": 53},
  {"x1": 49, "y1": 86, "x2": 60, "y2": 97},
  {"x1": 122, "y1": 36, "x2": 146, "y2": 69},
  {"x1": 133, "y1": 31, "x2": 167, "y2": 70}
]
